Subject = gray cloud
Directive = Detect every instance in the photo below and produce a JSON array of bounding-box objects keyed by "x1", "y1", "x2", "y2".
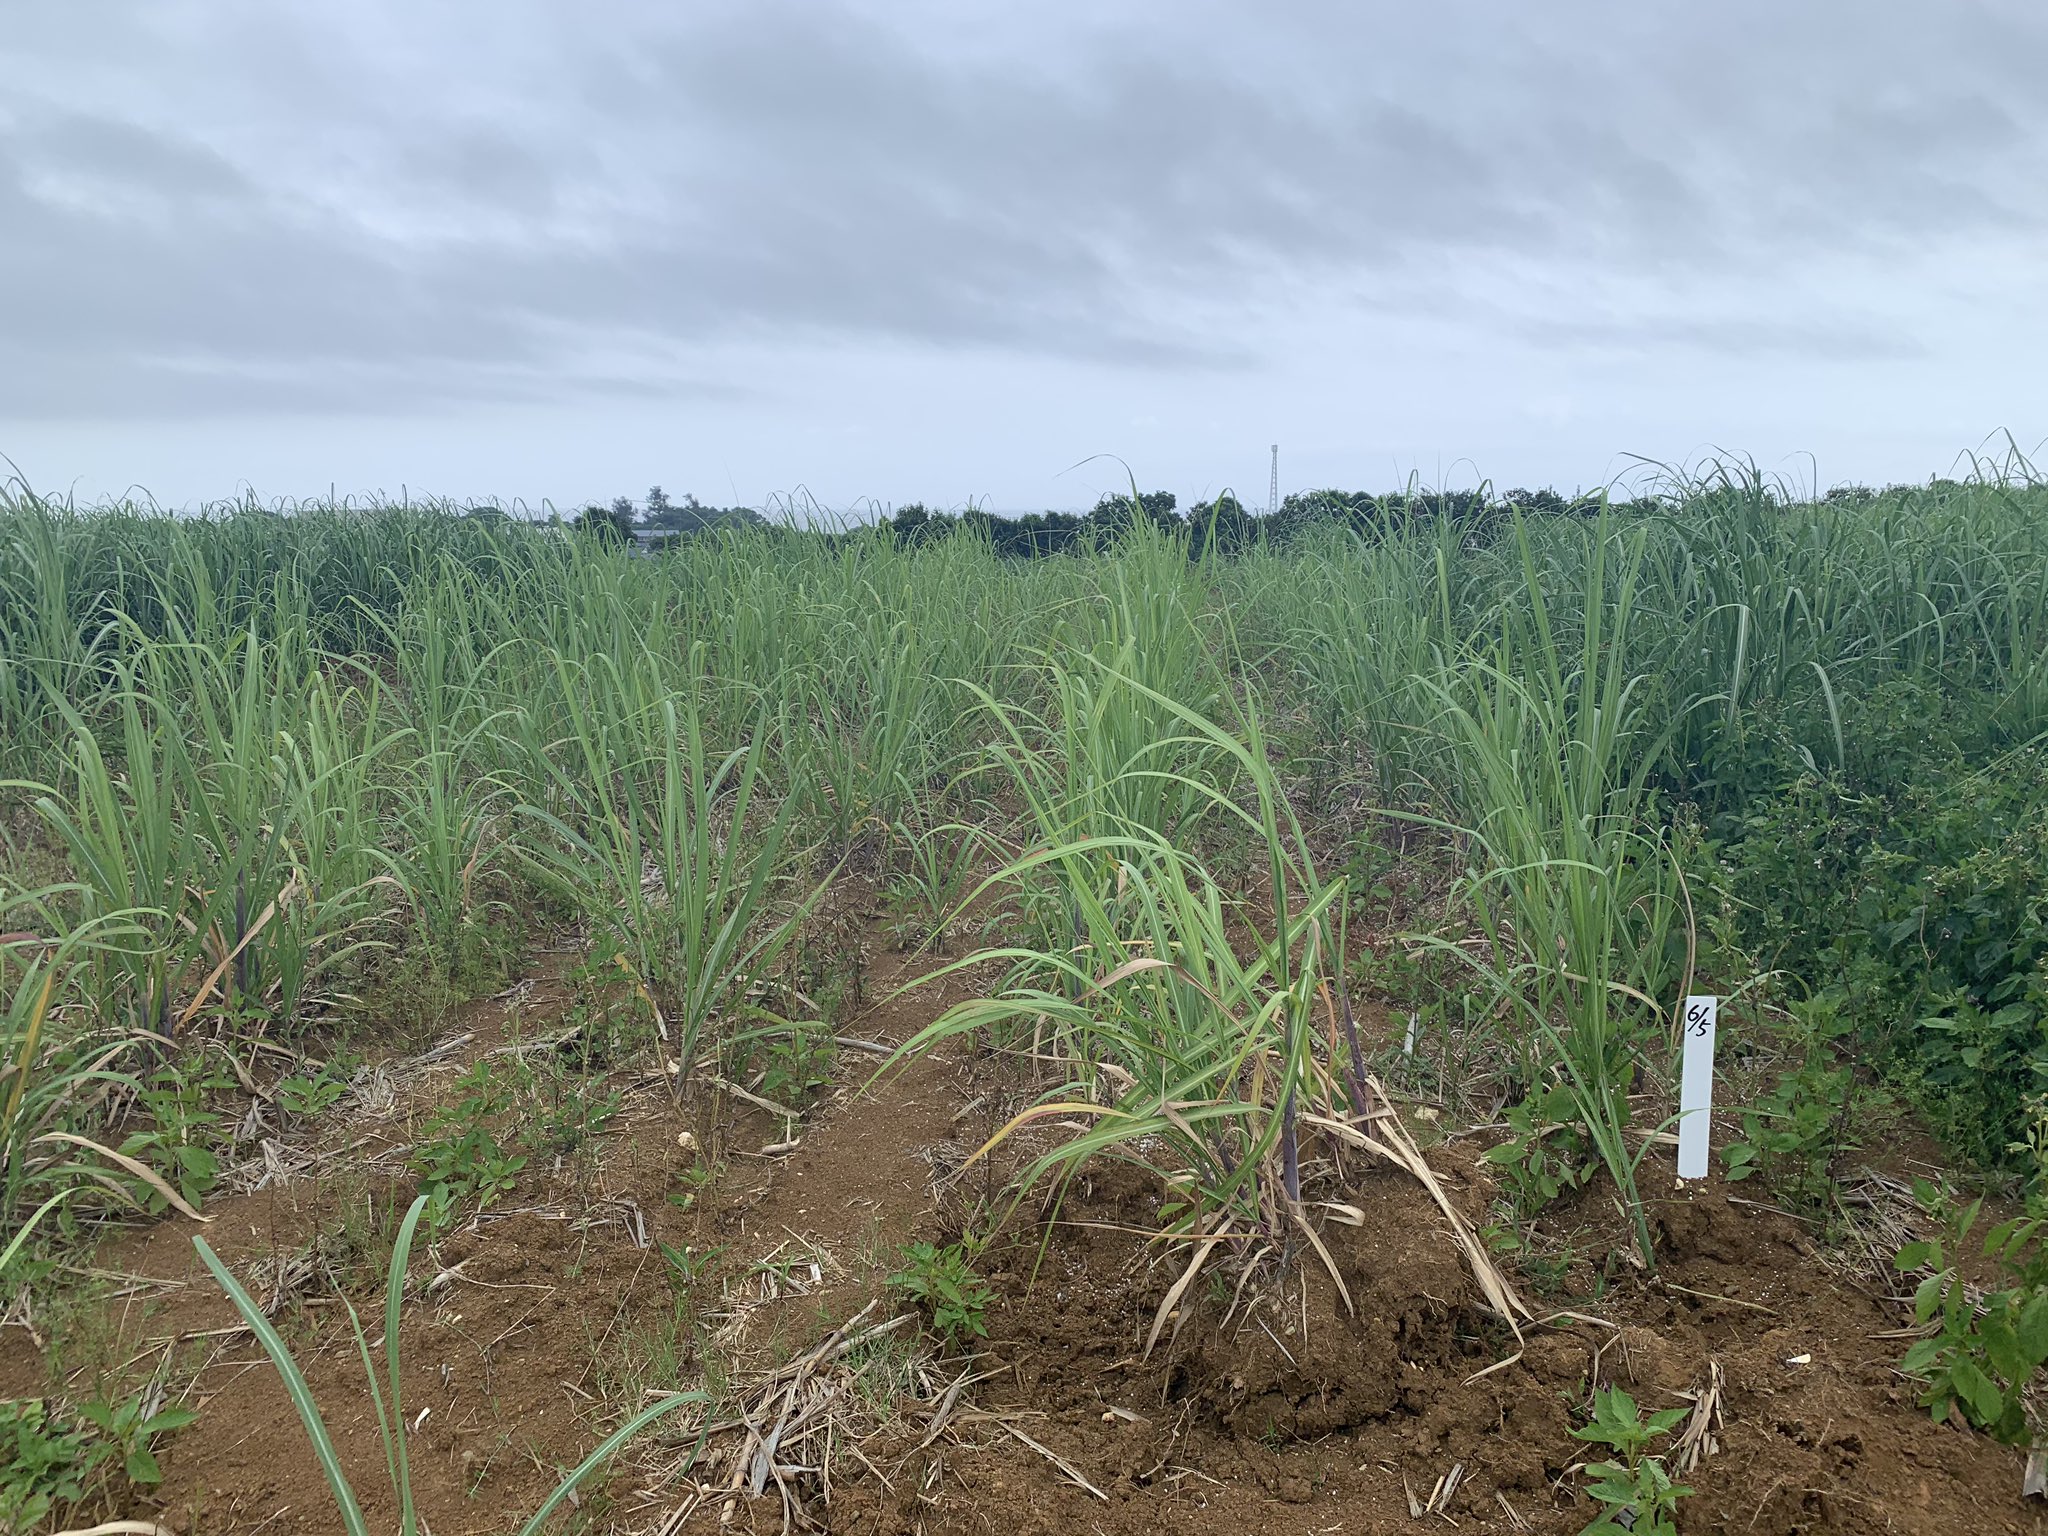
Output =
[
  {"x1": 1, "y1": 0, "x2": 2044, "y2": 501},
  {"x1": 25, "y1": 112, "x2": 249, "y2": 204},
  {"x1": 1516, "y1": 312, "x2": 1931, "y2": 364}
]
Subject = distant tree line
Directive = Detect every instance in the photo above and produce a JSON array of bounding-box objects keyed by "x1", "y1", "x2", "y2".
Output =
[
  {"x1": 886, "y1": 490, "x2": 1252, "y2": 556},
  {"x1": 572, "y1": 477, "x2": 1953, "y2": 557},
  {"x1": 571, "y1": 486, "x2": 767, "y2": 541},
  {"x1": 882, "y1": 485, "x2": 1608, "y2": 556}
]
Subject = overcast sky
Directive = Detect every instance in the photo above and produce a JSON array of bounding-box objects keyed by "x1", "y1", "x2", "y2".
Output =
[{"x1": 3, "y1": 2, "x2": 2044, "y2": 513}]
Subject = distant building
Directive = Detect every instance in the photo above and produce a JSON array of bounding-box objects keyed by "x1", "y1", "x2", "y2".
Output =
[{"x1": 628, "y1": 528, "x2": 684, "y2": 557}]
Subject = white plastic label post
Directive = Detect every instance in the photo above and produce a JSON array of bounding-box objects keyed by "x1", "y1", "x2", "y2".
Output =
[{"x1": 1677, "y1": 995, "x2": 1718, "y2": 1180}]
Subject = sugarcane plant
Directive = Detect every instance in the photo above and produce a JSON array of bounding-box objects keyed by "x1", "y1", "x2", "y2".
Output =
[
  {"x1": 887, "y1": 659, "x2": 1367, "y2": 1319},
  {"x1": 513, "y1": 644, "x2": 823, "y2": 1099},
  {"x1": 0, "y1": 894, "x2": 197, "y2": 1239}
]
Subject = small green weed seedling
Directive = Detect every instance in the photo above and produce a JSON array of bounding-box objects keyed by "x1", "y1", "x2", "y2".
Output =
[
  {"x1": 0, "y1": 1390, "x2": 196, "y2": 1530},
  {"x1": 1895, "y1": 1181, "x2": 2048, "y2": 1444},
  {"x1": 1, "y1": 1399, "x2": 90, "y2": 1531},
  {"x1": 412, "y1": 1125, "x2": 525, "y2": 1230},
  {"x1": 563, "y1": 933, "x2": 663, "y2": 1066},
  {"x1": 658, "y1": 1240, "x2": 723, "y2": 1291},
  {"x1": 409, "y1": 1058, "x2": 527, "y2": 1229},
  {"x1": 520, "y1": 1057, "x2": 621, "y2": 1163},
  {"x1": 668, "y1": 1154, "x2": 719, "y2": 1213},
  {"x1": 276, "y1": 1060, "x2": 353, "y2": 1120},
  {"x1": 888, "y1": 1240, "x2": 991, "y2": 1347},
  {"x1": 1571, "y1": 1385, "x2": 1691, "y2": 1536},
  {"x1": 119, "y1": 1057, "x2": 232, "y2": 1214},
  {"x1": 1721, "y1": 998, "x2": 1862, "y2": 1211},
  {"x1": 75, "y1": 1392, "x2": 199, "y2": 1487},
  {"x1": 757, "y1": 1028, "x2": 835, "y2": 1110},
  {"x1": 1486, "y1": 1081, "x2": 1594, "y2": 1219}
]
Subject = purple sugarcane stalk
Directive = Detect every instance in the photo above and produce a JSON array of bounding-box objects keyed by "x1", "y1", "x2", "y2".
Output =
[
  {"x1": 233, "y1": 874, "x2": 250, "y2": 1003},
  {"x1": 1279, "y1": 1084, "x2": 1301, "y2": 1205},
  {"x1": 1338, "y1": 990, "x2": 1377, "y2": 1123}
]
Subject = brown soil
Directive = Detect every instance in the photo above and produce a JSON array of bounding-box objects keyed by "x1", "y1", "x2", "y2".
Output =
[{"x1": 5, "y1": 913, "x2": 2042, "y2": 1536}]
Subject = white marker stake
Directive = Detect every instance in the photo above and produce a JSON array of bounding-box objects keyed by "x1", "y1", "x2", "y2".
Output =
[{"x1": 1677, "y1": 995, "x2": 1718, "y2": 1180}]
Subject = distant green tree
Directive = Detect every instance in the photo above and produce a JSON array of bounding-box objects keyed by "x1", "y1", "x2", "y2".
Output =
[
  {"x1": 1502, "y1": 486, "x2": 1566, "y2": 515},
  {"x1": 572, "y1": 501, "x2": 635, "y2": 541},
  {"x1": 635, "y1": 486, "x2": 768, "y2": 534},
  {"x1": 1009, "y1": 511, "x2": 1084, "y2": 555},
  {"x1": 866, "y1": 481, "x2": 1610, "y2": 561},
  {"x1": 703, "y1": 505, "x2": 767, "y2": 533},
  {"x1": 889, "y1": 502, "x2": 949, "y2": 546},
  {"x1": 1189, "y1": 493, "x2": 1256, "y2": 557},
  {"x1": 1086, "y1": 489, "x2": 1179, "y2": 537},
  {"x1": 960, "y1": 508, "x2": 1085, "y2": 556}
]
